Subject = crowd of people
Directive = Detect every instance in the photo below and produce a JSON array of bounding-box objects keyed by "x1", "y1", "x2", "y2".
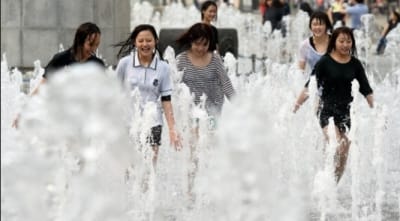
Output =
[
  {"x1": 13, "y1": 0, "x2": 235, "y2": 199},
  {"x1": 13, "y1": 0, "x2": 396, "y2": 196},
  {"x1": 260, "y1": 0, "x2": 399, "y2": 53}
]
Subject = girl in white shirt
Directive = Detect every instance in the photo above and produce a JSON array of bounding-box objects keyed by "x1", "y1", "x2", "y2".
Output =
[
  {"x1": 293, "y1": 11, "x2": 332, "y2": 113},
  {"x1": 115, "y1": 24, "x2": 182, "y2": 168}
]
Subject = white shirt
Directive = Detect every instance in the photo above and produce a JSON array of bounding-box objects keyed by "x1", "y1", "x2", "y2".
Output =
[
  {"x1": 116, "y1": 50, "x2": 173, "y2": 127},
  {"x1": 298, "y1": 37, "x2": 325, "y2": 78}
]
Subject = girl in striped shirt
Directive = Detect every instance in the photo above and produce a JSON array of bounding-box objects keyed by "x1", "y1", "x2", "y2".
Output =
[{"x1": 176, "y1": 23, "x2": 235, "y2": 200}]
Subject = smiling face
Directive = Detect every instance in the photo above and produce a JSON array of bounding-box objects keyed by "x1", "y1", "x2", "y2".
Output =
[
  {"x1": 202, "y1": 5, "x2": 217, "y2": 23},
  {"x1": 82, "y1": 33, "x2": 100, "y2": 60},
  {"x1": 310, "y1": 18, "x2": 327, "y2": 37},
  {"x1": 135, "y1": 30, "x2": 156, "y2": 59},
  {"x1": 190, "y1": 37, "x2": 210, "y2": 57},
  {"x1": 334, "y1": 33, "x2": 353, "y2": 56}
]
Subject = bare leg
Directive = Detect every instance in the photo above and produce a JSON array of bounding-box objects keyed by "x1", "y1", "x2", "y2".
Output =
[
  {"x1": 140, "y1": 145, "x2": 159, "y2": 193},
  {"x1": 322, "y1": 126, "x2": 330, "y2": 144},
  {"x1": 333, "y1": 128, "x2": 350, "y2": 183},
  {"x1": 152, "y1": 145, "x2": 159, "y2": 170},
  {"x1": 188, "y1": 127, "x2": 199, "y2": 203}
]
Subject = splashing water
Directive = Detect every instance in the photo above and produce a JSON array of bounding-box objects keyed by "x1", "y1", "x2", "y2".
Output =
[{"x1": 2, "y1": 5, "x2": 400, "y2": 221}]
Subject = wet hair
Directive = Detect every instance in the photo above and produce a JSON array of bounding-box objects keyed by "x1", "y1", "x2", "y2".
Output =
[
  {"x1": 201, "y1": 0, "x2": 218, "y2": 21},
  {"x1": 300, "y1": 2, "x2": 313, "y2": 17},
  {"x1": 309, "y1": 11, "x2": 333, "y2": 33},
  {"x1": 71, "y1": 22, "x2": 101, "y2": 56},
  {"x1": 114, "y1": 24, "x2": 159, "y2": 59},
  {"x1": 327, "y1": 27, "x2": 357, "y2": 56},
  {"x1": 176, "y1": 23, "x2": 215, "y2": 52}
]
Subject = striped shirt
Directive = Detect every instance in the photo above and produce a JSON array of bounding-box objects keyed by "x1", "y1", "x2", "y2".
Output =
[{"x1": 176, "y1": 51, "x2": 235, "y2": 116}]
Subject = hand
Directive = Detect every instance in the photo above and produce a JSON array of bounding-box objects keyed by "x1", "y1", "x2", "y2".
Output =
[
  {"x1": 12, "y1": 114, "x2": 20, "y2": 129},
  {"x1": 366, "y1": 94, "x2": 374, "y2": 108},
  {"x1": 293, "y1": 103, "x2": 301, "y2": 113},
  {"x1": 169, "y1": 130, "x2": 182, "y2": 151}
]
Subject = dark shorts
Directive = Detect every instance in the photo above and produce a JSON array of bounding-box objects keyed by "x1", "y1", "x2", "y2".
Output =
[
  {"x1": 317, "y1": 102, "x2": 351, "y2": 133},
  {"x1": 147, "y1": 125, "x2": 162, "y2": 146}
]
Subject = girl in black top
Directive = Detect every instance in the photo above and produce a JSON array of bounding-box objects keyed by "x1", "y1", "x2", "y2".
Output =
[
  {"x1": 201, "y1": 1, "x2": 219, "y2": 52},
  {"x1": 314, "y1": 27, "x2": 374, "y2": 182},
  {"x1": 35, "y1": 22, "x2": 104, "y2": 92},
  {"x1": 42, "y1": 22, "x2": 104, "y2": 80},
  {"x1": 12, "y1": 22, "x2": 104, "y2": 128}
]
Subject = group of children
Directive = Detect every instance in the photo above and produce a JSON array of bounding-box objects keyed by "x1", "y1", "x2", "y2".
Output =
[
  {"x1": 14, "y1": 1, "x2": 385, "y2": 186},
  {"x1": 13, "y1": 1, "x2": 234, "y2": 197}
]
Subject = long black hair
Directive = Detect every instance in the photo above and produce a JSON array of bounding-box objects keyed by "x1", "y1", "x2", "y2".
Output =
[
  {"x1": 327, "y1": 27, "x2": 357, "y2": 57},
  {"x1": 176, "y1": 23, "x2": 215, "y2": 52},
  {"x1": 71, "y1": 22, "x2": 101, "y2": 56},
  {"x1": 114, "y1": 24, "x2": 160, "y2": 59}
]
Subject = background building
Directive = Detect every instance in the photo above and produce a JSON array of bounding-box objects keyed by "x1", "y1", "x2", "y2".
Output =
[{"x1": 1, "y1": 0, "x2": 130, "y2": 68}]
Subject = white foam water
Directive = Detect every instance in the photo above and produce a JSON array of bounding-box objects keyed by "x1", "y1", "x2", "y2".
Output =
[{"x1": 1, "y1": 3, "x2": 400, "y2": 221}]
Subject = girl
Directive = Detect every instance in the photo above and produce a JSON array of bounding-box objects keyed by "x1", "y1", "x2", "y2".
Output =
[
  {"x1": 200, "y1": 0, "x2": 219, "y2": 52},
  {"x1": 114, "y1": 24, "x2": 181, "y2": 168},
  {"x1": 314, "y1": 27, "x2": 374, "y2": 182},
  {"x1": 293, "y1": 11, "x2": 332, "y2": 113},
  {"x1": 176, "y1": 23, "x2": 235, "y2": 198},
  {"x1": 12, "y1": 22, "x2": 104, "y2": 128}
]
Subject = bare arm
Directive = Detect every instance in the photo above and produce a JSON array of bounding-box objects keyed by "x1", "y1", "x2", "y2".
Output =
[
  {"x1": 29, "y1": 77, "x2": 47, "y2": 96},
  {"x1": 327, "y1": 7, "x2": 334, "y2": 25},
  {"x1": 162, "y1": 100, "x2": 182, "y2": 150},
  {"x1": 380, "y1": 23, "x2": 389, "y2": 37},
  {"x1": 366, "y1": 94, "x2": 374, "y2": 108},
  {"x1": 293, "y1": 61, "x2": 308, "y2": 113},
  {"x1": 293, "y1": 87, "x2": 310, "y2": 113},
  {"x1": 12, "y1": 77, "x2": 47, "y2": 128},
  {"x1": 298, "y1": 61, "x2": 306, "y2": 73}
]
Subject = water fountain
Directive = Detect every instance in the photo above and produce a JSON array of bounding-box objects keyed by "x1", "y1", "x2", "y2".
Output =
[{"x1": 1, "y1": 2, "x2": 400, "y2": 221}]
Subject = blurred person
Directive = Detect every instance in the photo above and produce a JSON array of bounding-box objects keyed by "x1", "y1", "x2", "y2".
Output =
[
  {"x1": 376, "y1": 9, "x2": 400, "y2": 54},
  {"x1": 341, "y1": 0, "x2": 368, "y2": 30},
  {"x1": 315, "y1": 0, "x2": 325, "y2": 11},
  {"x1": 260, "y1": 0, "x2": 268, "y2": 16},
  {"x1": 327, "y1": 0, "x2": 347, "y2": 26},
  {"x1": 281, "y1": 0, "x2": 291, "y2": 15},
  {"x1": 12, "y1": 22, "x2": 105, "y2": 128},
  {"x1": 263, "y1": 0, "x2": 286, "y2": 35}
]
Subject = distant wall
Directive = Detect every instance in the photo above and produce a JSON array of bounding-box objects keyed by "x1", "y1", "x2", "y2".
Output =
[{"x1": 1, "y1": 0, "x2": 131, "y2": 68}]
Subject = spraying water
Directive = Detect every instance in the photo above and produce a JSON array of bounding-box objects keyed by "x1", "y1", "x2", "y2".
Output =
[{"x1": 2, "y1": 3, "x2": 400, "y2": 221}]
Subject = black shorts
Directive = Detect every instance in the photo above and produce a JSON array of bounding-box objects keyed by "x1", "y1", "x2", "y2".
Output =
[
  {"x1": 318, "y1": 102, "x2": 351, "y2": 133},
  {"x1": 147, "y1": 125, "x2": 162, "y2": 146}
]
